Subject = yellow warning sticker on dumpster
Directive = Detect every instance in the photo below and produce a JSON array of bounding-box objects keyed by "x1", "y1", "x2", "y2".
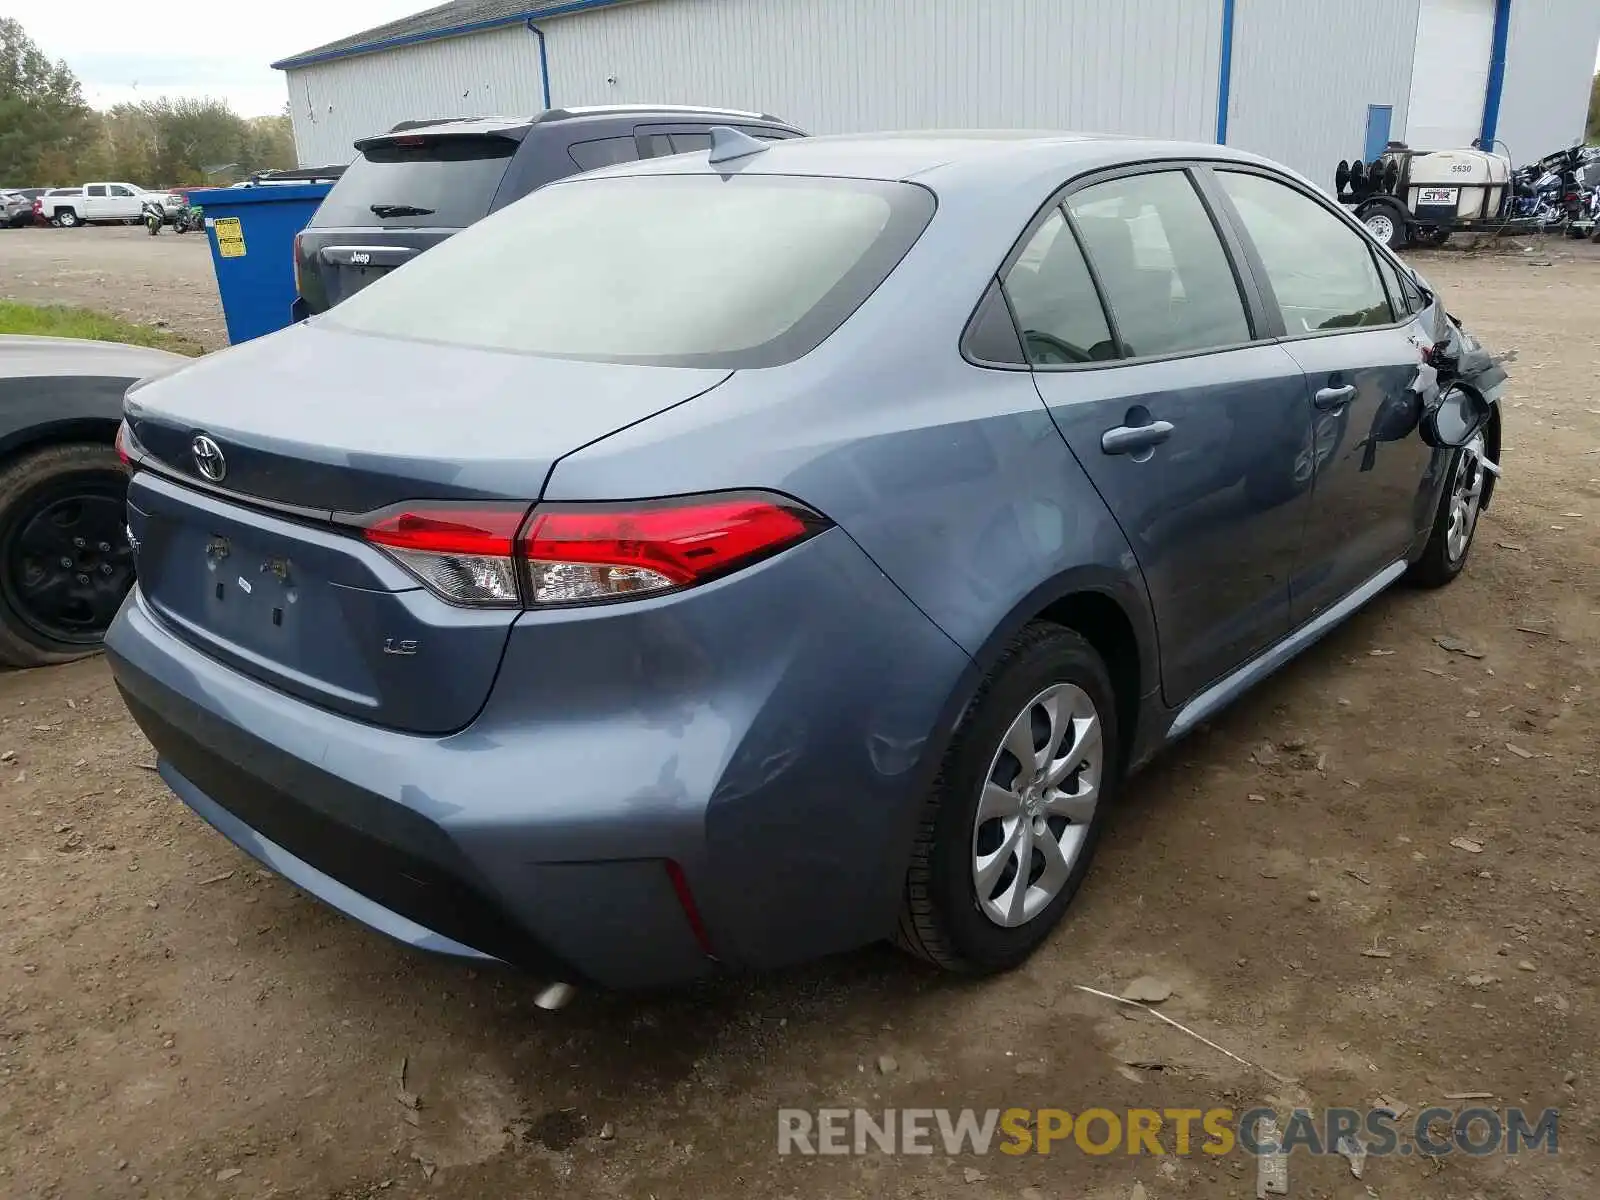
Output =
[{"x1": 214, "y1": 217, "x2": 246, "y2": 258}]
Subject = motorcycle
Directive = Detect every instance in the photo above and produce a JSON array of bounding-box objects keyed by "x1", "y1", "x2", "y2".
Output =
[
  {"x1": 142, "y1": 199, "x2": 165, "y2": 236},
  {"x1": 170, "y1": 204, "x2": 204, "y2": 234},
  {"x1": 1520, "y1": 147, "x2": 1587, "y2": 232}
]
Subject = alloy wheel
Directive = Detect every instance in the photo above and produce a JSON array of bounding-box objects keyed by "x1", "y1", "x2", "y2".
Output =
[
  {"x1": 971, "y1": 682, "x2": 1103, "y2": 928},
  {"x1": 1446, "y1": 432, "x2": 1488, "y2": 563}
]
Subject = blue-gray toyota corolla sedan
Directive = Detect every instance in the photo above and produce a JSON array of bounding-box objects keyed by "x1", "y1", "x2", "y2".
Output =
[{"x1": 107, "y1": 131, "x2": 1506, "y2": 996}]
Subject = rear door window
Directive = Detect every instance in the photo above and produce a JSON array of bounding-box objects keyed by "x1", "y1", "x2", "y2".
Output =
[
  {"x1": 310, "y1": 135, "x2": 517, "y2": 229},
  {"x1": 1066, "y1": 170, "x2": 1252, "y2": 358},
  {"x1": 568, "y1": 136, "x2": 642, "y2": 171},
  {"x1": 86, "y1": 185, "x2": 106, "y2": 197},
  {"x1": 1216, "y1": 170, "x2": 1394, "y2": 333},
  {"x1": 1002, "y1": 208, "x2": 1116, "y2": 365}
]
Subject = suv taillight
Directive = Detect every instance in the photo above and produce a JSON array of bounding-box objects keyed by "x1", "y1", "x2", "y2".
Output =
[
  {"x1": 361, "y1": 493, "x2": 827, "y2": 608},
  {"x1": 114, "y1": 421, "x2": 133, "y2": 466}
]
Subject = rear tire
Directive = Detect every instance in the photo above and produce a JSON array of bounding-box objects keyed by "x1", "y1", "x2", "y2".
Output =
[
  {"x1": 1406, "y1": 432, "x2": 1490, "y2": 589},
  {"x1": 896, "y1": 623, "x2": 1120, "y2": 974},
  {"x1": 56, "y1": 209, "x2": 79, "y2": 228},
  {"x1": 0, "y1": 444, "x2": 133, "y2": 668}
]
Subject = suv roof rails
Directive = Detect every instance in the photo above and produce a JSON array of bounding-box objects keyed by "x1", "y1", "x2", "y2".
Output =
[{"x1": 537, "y1": 103, "x2": 785, "y2": 124}]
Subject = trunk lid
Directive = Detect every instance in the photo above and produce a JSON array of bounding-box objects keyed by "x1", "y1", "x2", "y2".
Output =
[{"x1": 123, "y1": 324, "x2": 731, "y2": 733}]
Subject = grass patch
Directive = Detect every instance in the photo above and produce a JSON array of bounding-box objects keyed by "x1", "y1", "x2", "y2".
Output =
[{"x1": 0, "y1": 301, "x2": 204, "y2": 356}]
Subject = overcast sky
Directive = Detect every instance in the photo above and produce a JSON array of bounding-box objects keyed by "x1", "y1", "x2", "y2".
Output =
[{"x1": 22, "y1": 2, "x2": 428, "y2": 116}]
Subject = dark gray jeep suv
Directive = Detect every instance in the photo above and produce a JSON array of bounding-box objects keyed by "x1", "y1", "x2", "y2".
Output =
[{"x1": 292, "y1": 104, "x2": 804, "y2": 318}]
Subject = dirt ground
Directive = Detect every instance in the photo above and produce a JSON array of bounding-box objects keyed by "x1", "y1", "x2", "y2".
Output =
[
  {"x1": 0, "y1": 226, "x2": 227, "y2": 351},
  {"x1": 2, "y1": 229, "x2": 1599, "y2": 1200}
]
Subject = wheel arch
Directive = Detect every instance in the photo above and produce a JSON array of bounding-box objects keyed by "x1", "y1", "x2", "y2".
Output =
[
  {"x1": 950, "y1": 567, "x2": 1160, "y2": 775},
  {"x1": 0, "y1": 416, "x2": 121, "y2": 464},
  {"x1": 0, "y1": 373, "x2": 133, "y2": 466}
]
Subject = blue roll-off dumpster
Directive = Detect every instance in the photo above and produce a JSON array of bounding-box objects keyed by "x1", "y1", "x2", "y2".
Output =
[{"x1": 189, "y1": 183, "x2": 331, "y2": 345}]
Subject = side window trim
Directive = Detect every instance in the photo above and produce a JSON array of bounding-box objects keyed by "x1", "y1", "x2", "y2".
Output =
[
  {"x1": 965, "y1": 158, "x2": 1318, "y2": 374},
  {"x1": 1188, "y1": 166, "x2": 1282, "y2": 339},
  {"x1": 1370, "y1": 252, "x2": 1408, "y2": 323},
  {"x1": 960, "y1": 276, "x2": 1029, "y2": 368},
  {"x1": 1053, "y1": 202, "x2": 1129, "y2": 359},
  {"x1": 1202, "y1": 163, "x2": 1414, "y2": 342}
]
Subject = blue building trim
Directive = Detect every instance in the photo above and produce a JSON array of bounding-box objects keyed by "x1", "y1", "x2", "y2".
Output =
[
  {"x1": 526, "y1": 21, "x2": 553, "y2": 108},
  {"x1": 271, "y1": 0, "x2": 635, "y2": 71},
  {"x1": 1479, "y1": 0, "x2": 1512, "y2": 148},
  {"x1": 1215, "y1": 0, "x2": 1237, "y2": 143}
]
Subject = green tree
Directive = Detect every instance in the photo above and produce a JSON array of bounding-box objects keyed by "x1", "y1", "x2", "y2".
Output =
[{"x1": 0, "y1": 17, "x2": 96, "y2": 184}]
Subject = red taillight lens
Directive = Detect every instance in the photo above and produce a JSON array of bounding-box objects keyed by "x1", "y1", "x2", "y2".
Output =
[
  {"x1": 363, "y1": 503, "x2": 530, "y2": 606},
  {"x1": 521, "y1": 494, "x2": 821, "y2": 605},
  {"x1": 359, "y1": 493, "x2": 825, "y2": 608},
  {"x1": 114, "y1": 422, "x2": 133, "y2": 466}
]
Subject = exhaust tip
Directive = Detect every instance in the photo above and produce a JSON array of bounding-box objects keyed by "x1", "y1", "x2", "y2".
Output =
[{"x1": 533, "y1": 982, "x2": 577, "y2": 1012}]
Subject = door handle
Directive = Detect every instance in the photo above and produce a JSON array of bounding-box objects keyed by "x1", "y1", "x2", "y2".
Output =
[
  {"x1": 1101, "y1": 420, "x2": 1175, "y2": 455},
  {"x1": 1314, "y1": 384, "x2": 1357, "y2": 411}
]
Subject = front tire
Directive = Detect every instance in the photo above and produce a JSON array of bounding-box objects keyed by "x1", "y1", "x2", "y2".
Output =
[
  {"x1": 1406, "y1": 432, "x2": 1490, "y2": 589},
  {"x1": 897, "y1": 623, "x2": 1119, "y2": 974},
  {"x1": 0, "y1": 444, "x2": 134, "y2": 668}
]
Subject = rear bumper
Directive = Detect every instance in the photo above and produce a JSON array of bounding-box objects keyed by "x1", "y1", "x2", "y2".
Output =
[{"x1": 107, "y1": 528, "x2": 973, "y2": 988}]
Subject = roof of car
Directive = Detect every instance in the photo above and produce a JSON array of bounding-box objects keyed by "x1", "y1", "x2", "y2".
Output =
[{"x1": 573, "y1": 130, "x2": 1284, "y2": 187}]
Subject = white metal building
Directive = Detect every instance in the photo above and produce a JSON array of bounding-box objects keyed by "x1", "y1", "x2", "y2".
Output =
[{"x1": 274, "y1": 0, "x2": 1600, "y2": 186}]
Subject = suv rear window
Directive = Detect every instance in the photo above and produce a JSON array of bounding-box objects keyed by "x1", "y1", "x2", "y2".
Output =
[
  {"x1": 310, "y1": 135, "x2": 516, "y2": 229},
  {"x1": 324, "y1": 174, "x2": 935, "y2": 368}
]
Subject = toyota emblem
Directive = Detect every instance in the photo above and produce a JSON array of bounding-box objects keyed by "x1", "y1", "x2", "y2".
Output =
[{"x1": 191, "y1": 434, "x2": 226, "y2": 482}]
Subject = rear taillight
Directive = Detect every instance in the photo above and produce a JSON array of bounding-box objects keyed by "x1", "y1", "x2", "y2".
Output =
[
  {"x1": 362, "y1": 504, "x2": 528, "y2": 606},
  {"x1": 114, "y1": 421, "x2": 133, "y2": 466},
  {"x1": 360, "y1": 493, "x2": 826, "y2": 609},
  {"x1": 521, "y1": 495, "x2": 821, "y2": 604}
]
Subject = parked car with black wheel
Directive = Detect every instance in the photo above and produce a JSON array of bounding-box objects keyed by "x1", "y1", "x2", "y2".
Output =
[
  {"x1": 292, "y1": 104, "x2": 804, "y2": 318},
  {"x1": 0, "y1": 336, "x2": 188, "y2": 666}
]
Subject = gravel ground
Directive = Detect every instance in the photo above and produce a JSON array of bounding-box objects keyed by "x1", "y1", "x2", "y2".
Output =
[
  {"x1": 0, "y1": 226, "x2": 227, "y2": 351},
  {"x1": 0, "y1": 231, "x2": 1598, "y2": 1200}
]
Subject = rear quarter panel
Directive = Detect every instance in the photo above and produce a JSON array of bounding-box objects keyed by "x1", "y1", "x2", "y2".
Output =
[{"x1": 540, "y1": 172, "x2": 1161, "y2": 692}]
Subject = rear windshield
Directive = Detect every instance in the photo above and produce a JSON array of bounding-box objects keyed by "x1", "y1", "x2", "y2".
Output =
[
  {"x1": 310, "y1": 135, "x2": 516, "y2": 229},
  {"x1": 323, "y1": 173, "x2": 935, "y2": 368}
]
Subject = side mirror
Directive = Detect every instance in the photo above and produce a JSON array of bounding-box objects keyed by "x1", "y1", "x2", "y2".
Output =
[{"x1": 1420, "y1": 385, "x2": 1491, "y2": 449}]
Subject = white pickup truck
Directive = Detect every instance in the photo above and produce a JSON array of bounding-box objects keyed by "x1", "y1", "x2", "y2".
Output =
[{"x1": 38, "y1": 182, "x2": 172, "y2": 227}]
